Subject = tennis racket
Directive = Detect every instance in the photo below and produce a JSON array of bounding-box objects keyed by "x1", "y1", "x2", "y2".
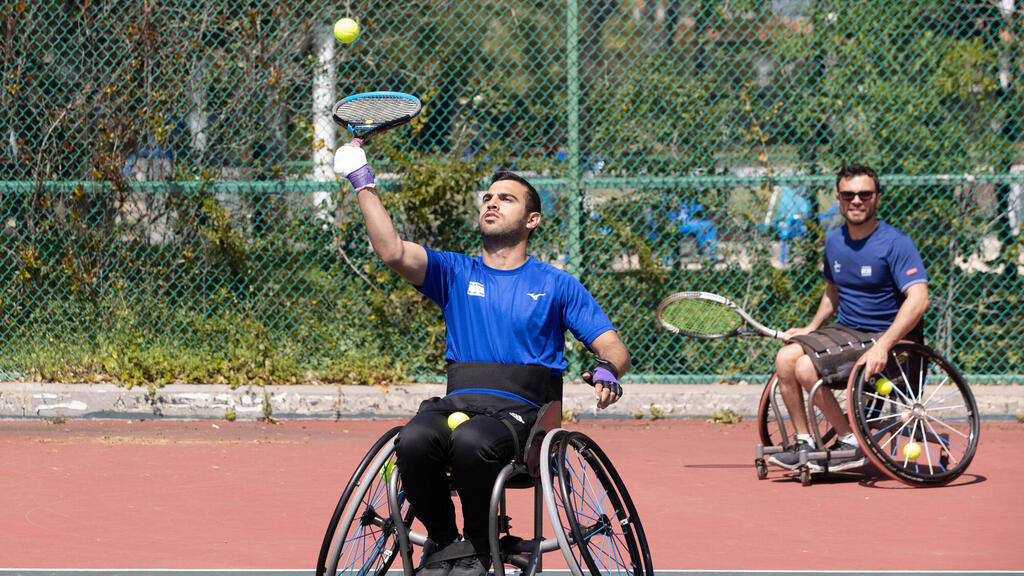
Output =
[
  {"x1": 332, "y1": 91, "x2": 422, "y2": 143},
  {"x1": 656, "y1": 291, "x2": 783, "y2": 340}
]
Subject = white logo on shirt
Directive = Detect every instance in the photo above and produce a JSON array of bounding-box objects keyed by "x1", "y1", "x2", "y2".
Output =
[
  {"x1": 527, "y1": 292, "x2": 546, "y2": 301},
  {"x1": 861, "y1": 266, "x2": 872, "y2": 277},
  {"x1": 508, "y1": 411, "x2": 524, "y2": 424},
  {"x1": 833, "y1": 260, "x2": 841, "y2": 274},
  {"x1": 467, "y1": 281, "x2": 485, "y2": 297}
]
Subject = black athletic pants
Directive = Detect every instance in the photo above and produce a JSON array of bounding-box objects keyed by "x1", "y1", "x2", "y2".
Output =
[{"x1": 395, "y1": 393, "x2": 537, "y2": 554}]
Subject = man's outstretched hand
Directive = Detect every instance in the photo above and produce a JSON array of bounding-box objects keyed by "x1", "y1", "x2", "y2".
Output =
[
  {"x1": 333, "y1": 140, "x2": 375, "y2": 190},
  {"x1": 582, "y1": 358, "x2": 622, "y2": 409}
]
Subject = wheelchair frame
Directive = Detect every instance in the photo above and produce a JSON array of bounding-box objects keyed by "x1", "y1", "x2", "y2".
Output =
[
  {"x1": 755, "y1": 341, "x2": 980, "y2": 487},
  {"x1": 316, "y1": 401, "x2": 655, "y2": 576}
]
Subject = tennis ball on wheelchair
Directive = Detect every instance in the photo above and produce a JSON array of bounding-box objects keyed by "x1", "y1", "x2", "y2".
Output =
[
  {"x1": 903, "y1": 442, "x2": 922, "y2": 460},
  {"x1": 447, "y1": 411, "x2": 470, "y2": 430},
  {"x1": 333, "y1": 18, "x2": 359, "y2": 44},
  {"x1": 875, "y1": 377, "x2": 894, "y2": 396},
  {"x1": 379, "y1": 460, "x2": 397, "y2": 482}
]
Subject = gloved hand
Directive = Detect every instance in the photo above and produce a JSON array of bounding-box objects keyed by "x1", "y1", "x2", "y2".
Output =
[
  {"x1": 581, "y1": 357, "x2": 622, "y2": 408},
  {"x1": 333, "y1": 141, "x2": 375, "y2": 190}
]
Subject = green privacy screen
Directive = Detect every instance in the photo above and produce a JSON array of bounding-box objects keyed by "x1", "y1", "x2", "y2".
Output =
[{"x1": 1, "y1": 1, "x2": 1022, "y2": 385}]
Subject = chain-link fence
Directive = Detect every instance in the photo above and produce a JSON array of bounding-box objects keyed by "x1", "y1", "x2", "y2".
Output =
[{"x1": 2, "y1": 0, "x2": 1023, "y2": 385}]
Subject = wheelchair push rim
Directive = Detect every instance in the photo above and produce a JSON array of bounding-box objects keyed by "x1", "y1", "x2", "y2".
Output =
[
  {"x1": 847, "y1": 343, "x2": 980, "y2": 487},
  {"x1": 550, "y1": 430, "x2": 653, "y2": 576}
]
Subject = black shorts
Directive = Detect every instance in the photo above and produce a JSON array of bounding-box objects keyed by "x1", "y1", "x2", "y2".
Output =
[{"x1": 789, "y1": 324, "x2": 884, "y2": 386}]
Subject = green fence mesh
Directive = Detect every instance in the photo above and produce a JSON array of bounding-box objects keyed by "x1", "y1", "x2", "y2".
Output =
[{"x1": 2, "y1": 0, "x2": 1023, "y2": 385}]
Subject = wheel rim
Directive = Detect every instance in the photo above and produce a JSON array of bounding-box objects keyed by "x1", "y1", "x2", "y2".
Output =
[
  {"x1": 849, "y1": 343, "x2": 980, "y2": 486},
  {"x1": 758, "y1": 374, "x2": 841, "y2": 448},
  {"x1": 757, "y1": 374, "x2": 783, "y2": 446},
  {"x1": 541, "y1": 429, "x2": 587, "y2": 576},
  {"x1": 557, "y1": 432, "x2": 649, "y2": 576},
  {"x1": 327, "y1": 443, "x2": 410, "y2": 576}
]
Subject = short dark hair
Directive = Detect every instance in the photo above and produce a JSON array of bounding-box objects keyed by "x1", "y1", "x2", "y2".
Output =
[
  {"x1": 491, "y1": 171, "x2": 542, "y2": 214},
  {"x1": 836, "y1": 163, "x2": 881, "y2": 194}
]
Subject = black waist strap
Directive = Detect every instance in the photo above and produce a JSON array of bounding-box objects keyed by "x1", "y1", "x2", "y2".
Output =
[{"x1": 446, "y1": 361, "x2": 563, "y2": 406}]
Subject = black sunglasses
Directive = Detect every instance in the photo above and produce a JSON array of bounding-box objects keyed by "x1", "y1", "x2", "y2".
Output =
[{"x1": 838, "y1": 190, "x2": 877, "y2": 201}]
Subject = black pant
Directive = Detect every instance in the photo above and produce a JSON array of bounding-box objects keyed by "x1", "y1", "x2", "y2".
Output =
[{"x1": 395, "y1": 393, "x2": 537, "y2": 553}]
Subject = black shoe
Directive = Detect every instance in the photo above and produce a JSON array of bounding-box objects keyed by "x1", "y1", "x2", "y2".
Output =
[
  {"x1": 417, "y1": 538, "x2": 456, "y2": 576},
  {"x1": 809, "y1": 440, "x2": 865, "y2": 472},
  {"x1": 449, "y1": 554, "x2": 490, "y2": 576},
  {"x1": 768, "y1": 439, "x2": 815, "y2": 470},
  {"x1": 417, "y1": 559, "x2": 454, "y2": 576}
]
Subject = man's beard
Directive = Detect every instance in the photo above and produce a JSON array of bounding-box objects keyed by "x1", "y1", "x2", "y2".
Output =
[{"x1": 479, "y1": 219, "x2": 527, "y2": 249}]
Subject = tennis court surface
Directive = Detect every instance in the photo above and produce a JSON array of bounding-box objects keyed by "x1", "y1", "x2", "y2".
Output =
[{"x1": 1, "y1": 418, "x2": 1021, "y2": 572}]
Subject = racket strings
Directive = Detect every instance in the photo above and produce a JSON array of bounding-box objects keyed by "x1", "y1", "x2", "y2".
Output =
[
  {"x1": 661, "y1": 299, "x2": 742, "y2": 336},
  {"x1": 335, "y1": 97, "x2": 420, "y2": 125}
]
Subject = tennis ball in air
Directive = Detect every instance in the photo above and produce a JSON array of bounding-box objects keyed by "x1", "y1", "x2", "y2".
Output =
[
  {"x1": 334, "y1": 18, "x2": 359, "y2": 44},
  {"x1": 875, "y1": 377, "x2": 894, "y2": 395},
  {"x1": 903, "y1": 442, "x2": 922, "y2": 460},
  {"x1": 447, "y1": 411, "x2": 470, "y2": 430}
]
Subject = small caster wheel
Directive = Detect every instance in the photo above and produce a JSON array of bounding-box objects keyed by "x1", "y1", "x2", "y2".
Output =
[{"x1": 755, "y1": 459, "x2": 768, "y2": 480}]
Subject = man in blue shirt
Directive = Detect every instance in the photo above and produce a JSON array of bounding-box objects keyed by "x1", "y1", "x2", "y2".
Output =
[
  {"x1": 335, "y1": 143, "x2": 630, "y2": 576},
  {"x1": 768, "y1": 164, "x2": 929, "y2": 472}
]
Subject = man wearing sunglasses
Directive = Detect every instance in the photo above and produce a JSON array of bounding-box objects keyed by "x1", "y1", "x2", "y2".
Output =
[{"x1": 768, "y1": 163, "x2": 930, "y2": 472}]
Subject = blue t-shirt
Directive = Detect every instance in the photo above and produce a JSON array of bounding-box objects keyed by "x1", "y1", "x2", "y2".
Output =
[
  {"x1": 822, "y1": 221, "x2": 928, "y2": 332},
  {"x1": 416, "y1": 248, "x2": 615, "y2": 373}
]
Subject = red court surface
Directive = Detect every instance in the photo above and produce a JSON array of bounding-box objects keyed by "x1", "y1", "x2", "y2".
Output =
[{"x1": 1, "y1": 418, "x2": 1021, "y2": 571}]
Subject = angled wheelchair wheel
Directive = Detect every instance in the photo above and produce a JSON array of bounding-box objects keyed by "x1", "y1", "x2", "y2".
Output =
[
  {"x1": 757, "y1": 374, "x2": 786, "y2": 447},
  {"x1": 757, "y1": 373, "x2": 842, "y2": 448},
  {"x1": 544, "y1": 430, "x2": 653, "y2": 576},
  {"x1": 847, "y1": 343, "x2": 980, "y2": 487},
  {"x1": 317, "y1": 426, "x2": 412, "y2": 576}
]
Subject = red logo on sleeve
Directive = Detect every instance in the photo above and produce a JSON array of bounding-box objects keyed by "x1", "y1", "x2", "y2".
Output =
[{"x1": 905, "y1": 268, "x2": 919, "y2": 276}]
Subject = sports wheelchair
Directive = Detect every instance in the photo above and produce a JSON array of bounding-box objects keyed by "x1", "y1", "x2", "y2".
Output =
[
  {"x1": 755, "y1": 342, "x2": 980, "y2": 487},
  {"x1": 315, "y1": 401, "x2": 654, "y2": 576}
]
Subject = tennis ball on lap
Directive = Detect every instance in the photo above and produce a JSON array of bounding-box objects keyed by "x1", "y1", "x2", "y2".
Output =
[
  {"x1": 903, "y1": 442, "x2": 921, "y2": 460},
  {"x1": 379, "y1": 460, "x2": 397, "y2": 482},
  {"x1": 875, "y1": 376, "x2": 894, "y2": 395},
  {"x1": 447, "y1": 411, "x2": 470, "y2": 430},
  {"x1": 334, "y1": 18, "x2": 359, "y2": 43}
]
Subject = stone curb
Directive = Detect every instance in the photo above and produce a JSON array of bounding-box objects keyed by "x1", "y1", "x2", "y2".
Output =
[{"x1": 1, "y1": 381, "x2": 1021, "y2": 421}]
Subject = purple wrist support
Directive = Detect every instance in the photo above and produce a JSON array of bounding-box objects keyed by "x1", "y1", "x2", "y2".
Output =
[
  {"x1": 593, "y1": 366, "x2": 618, "y2": 383},
  {"x1": 347, "y1": 165, "x2": 375, "y2": 189}
]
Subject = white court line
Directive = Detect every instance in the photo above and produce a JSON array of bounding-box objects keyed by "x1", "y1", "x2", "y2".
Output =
[{"x1": 2, "y1": 565, "x2": 1024, "y2": 569}]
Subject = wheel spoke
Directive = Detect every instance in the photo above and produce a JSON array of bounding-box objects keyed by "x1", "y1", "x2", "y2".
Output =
[{"x1": 557, "y1": 432, "x2": 649, "y2": 576}]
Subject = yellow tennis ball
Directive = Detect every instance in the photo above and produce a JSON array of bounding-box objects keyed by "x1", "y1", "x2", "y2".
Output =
[
  {"x1": 447, "y1": 411, "x2": 470, "y2": 430},
  {"x1": 875, "y1": 377, "x2": 894, "y2": 395},
  {"x1": 379, "y1": 460, "x2": 397, "y2": 482},
  {"x1": 903, "y1": 442, "x2": 921, "y2": 460},
  {"x1": 333, "y1": 18, "x2": 359, "y2": 44}
]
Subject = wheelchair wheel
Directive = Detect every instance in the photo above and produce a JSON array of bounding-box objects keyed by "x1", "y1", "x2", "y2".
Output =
[
  {"x1": 847, "y1": 343, "x2": 980, "y2": 487},
  {"x1": 317, "y1": 426, "x2": 412, "y2": 576},
  {"x1": 757, "y1": 373, "x2": 843, "y2": 449},
  {"x1": 546, "y1": 430, "x2": 653, "y2": 576},
  {"x1": 757, "y1": 374, "x2": 786, "y2": 446}
]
